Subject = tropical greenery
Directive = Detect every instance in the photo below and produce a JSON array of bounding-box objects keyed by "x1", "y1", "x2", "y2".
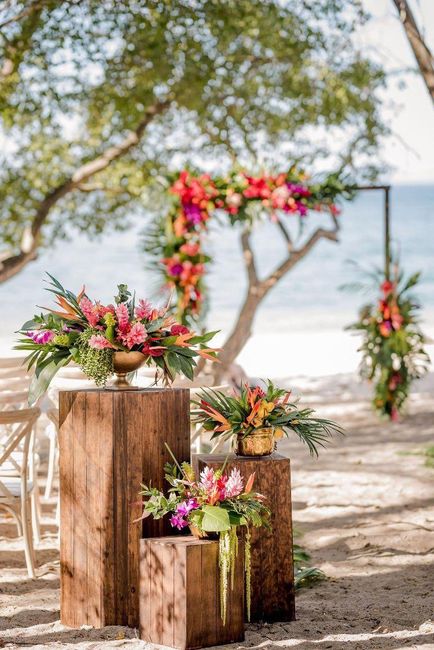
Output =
[
  {"x1": 192, "y1": 381, "x2": 343, "y2": 455},
  {"x1": 15, "y1": 274, "x2": 218, "y2": 404},
  {"x1": 0, "y1": 1, "x2": 386, "y2": 284},
  {"x1": 294, "y1": 542, "x2": 326, "y2": 589},
  {"x1": 347, "y1": 262, "x2": 430, "y2": 419},
  {"x1": 139, "y1": 452, "x2": 270, "y2": 624}
]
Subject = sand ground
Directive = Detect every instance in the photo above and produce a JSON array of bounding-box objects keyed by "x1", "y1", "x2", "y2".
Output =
[{"x1": 1, "y1": 374, "x2": 434, "y2": 650}]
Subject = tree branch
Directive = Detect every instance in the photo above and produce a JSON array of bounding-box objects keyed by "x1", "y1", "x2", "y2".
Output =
[
  {"x1": 240, "y1": 229, "x2": 258, "y2": 287},
  {"x1": 0, "y1": 99, "x2": 171, "y2": 283},
  {"x1": 391, "y1": 0, "x2": 434, "y2": 102},
  {"x1": 259, "y1": 221, "x2": 339, "y2": 293},
  {"x1": 275, "y1": 218, "x2": 294, "y2": 252},
  {"x1": 0, "y1": 0, "x2": 46, "y2": 29}
]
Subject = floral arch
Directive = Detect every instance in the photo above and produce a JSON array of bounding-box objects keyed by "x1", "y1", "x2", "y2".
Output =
[{"x1": 147, "y1": 168, "x2": 348, "y2": 325}]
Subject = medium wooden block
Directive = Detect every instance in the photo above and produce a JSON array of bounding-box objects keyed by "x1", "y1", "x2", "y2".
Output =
[
  {"x1": 58, "y1": 388, "x2": 190, "y2": 629},
  {"x1": 196, "y1": 453, "x2": 295, "y2": 622},
  {"x1": 139, "y1": 537, "x2": 245, "y2": 649}
]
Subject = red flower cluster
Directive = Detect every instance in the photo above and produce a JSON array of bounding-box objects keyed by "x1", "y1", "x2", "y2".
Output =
[{"x1": 378, "y1": 280, "x2": 404, "y2": 337}]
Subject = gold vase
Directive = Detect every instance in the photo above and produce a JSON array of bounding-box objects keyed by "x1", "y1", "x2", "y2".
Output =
[
  {"x1": 110, "y1": 351, "x2": 145, "y2": 389},
  {"x1": 236, "y1": 427, "x2": 275, "y2": 457}
]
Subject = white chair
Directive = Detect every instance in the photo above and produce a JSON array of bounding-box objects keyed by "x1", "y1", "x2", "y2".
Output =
[
  {"x1": 0, "y1": 406, "x2": 41, "y2": 578},
  {"x1": 0, "y1": 390, "x2": 43, "y2": 542}
]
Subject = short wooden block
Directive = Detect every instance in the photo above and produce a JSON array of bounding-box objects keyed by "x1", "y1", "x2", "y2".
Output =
[
  {"x1": 139, "y1": 537, "x2": 245, "y2": 649},
  {"x1": 58, "y1": 388, "x2": 190, "y2": 629},
  {"x1": 196, "y1": 453, "x2": 295, "y2": 622}
]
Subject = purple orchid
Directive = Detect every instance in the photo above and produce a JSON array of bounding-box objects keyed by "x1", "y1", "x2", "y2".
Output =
[
  {"x1": 176, "y1": 498, "x2": 199, "y2": 517},
  {"x1": 27, "y1": 330, "x2": 55, "y2": 345},
  {"x1": 170, "y1": 514, "x2": 189, "y2": 530}
]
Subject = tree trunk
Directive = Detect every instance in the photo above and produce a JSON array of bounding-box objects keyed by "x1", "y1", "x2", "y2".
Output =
[
  {"x1": 212, "y1": 224, "x2": 339, "y2": 384},
  {"x1": 212, "y1": 290, "x2": 263, "y2": 383},
  {"x1": 391, "y1": 0, "x2": 434, "y2": 102}
]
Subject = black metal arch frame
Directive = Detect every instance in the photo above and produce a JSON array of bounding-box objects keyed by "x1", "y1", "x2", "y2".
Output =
[{"x1": 353, "y1": 184, "x2": 391, "y2": 280}]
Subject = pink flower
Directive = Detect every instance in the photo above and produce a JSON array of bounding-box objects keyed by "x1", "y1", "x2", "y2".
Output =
[
  {"x1": 115, "y1": 303, "x2": 130, "y2": 333},
  {"x1": 225, "y1": 468, "x2": 244, "y2": 498},
  {"x1": 180, "y1": 242, "x2": 200, "y2": 257},
  {"x1": 80, "y1": 297, "x2": 100, "y2": 327},
  {"x1": 27, "y1": 330, "x2": 55, "y2": 345},
  {"x1": 123, "y1": 322, "x2": 147, "y2": 349},
  {"x1": 88, "y1": 334, "x2": 113, "y2": 350},
  {"x1": 199, "y1": 466, "x2": 216, "y2": 492},
  {"x1": 135, "y1": 299, "x2": 153, "y2": 320}
]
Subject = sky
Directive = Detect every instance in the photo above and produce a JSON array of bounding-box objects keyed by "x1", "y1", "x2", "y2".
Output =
[{"x1": 358, "y1": 0, "x2": 434, "y2": 183}]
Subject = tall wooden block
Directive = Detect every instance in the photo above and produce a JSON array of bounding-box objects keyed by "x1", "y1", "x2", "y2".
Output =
[
  {"x1": 59, "y1": 388, "x2": 190, "y2": 629},
  {"x1": 139, "y1": 537, "x2": 245, "y2": 649},
  {"x1": 197, "y1": 453, "x2": 295, "y2": 622}
]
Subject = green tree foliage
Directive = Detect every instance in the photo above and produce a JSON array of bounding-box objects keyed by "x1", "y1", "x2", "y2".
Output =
[{"x1": 0, "y1": 0, "x2": 385, "y2": 282}]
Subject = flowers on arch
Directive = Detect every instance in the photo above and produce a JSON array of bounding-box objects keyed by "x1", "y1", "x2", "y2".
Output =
[
  {"x1": 348, "y1": 263, "x2": 430, "y2": 420},
  {"x1": 148, "y1": 168, "x2": 345, "y2": 324}
]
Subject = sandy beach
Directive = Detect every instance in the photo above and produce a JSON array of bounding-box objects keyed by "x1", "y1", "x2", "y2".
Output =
[{"x1": 1, "y1": 372, "x2": 433, "y2": 649}]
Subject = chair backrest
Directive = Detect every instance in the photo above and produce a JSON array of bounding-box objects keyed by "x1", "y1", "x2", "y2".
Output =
[
  {"x1": 0, "y1": 391, "x2": 29, "y2": 409},
  {"x1": 0, "y1": 357, "x2": 32, "y2": 393},
  {"x1": 0, "y1": 357, "x2": 29, "y2": 370},
  {"x1": 0, "y1": 407, "x2": 40, "y2": 498}
]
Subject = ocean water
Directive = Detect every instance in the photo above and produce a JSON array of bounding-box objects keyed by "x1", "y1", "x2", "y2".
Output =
[{"x1": 1, "y1": 184, "x2": 433, "y2": 376}]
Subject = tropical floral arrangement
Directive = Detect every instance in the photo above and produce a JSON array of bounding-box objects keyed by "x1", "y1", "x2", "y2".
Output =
[
  {"x1": 347, "y1": 263, "x2": 430, "y2": 420},
  {"x1": 16, "y1": 274, "x2": 218, "y2": 404},
  {"x1": 146, "y1": 168, "x2": 348, "y2": 323},
  {"x1": 192, "y1": 381, "x2": 343, "y2": 456},
  {"x1": 139, "y1": 452, "x2": 270, "y2": 624}
]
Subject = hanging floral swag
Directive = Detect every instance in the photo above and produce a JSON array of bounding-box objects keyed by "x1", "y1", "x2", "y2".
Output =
[
  {"x1": 347, "y1": 262, "x2": 430, "y2": 420},
  {"x1": 145, "y1": 168, "x2": 350, "y2": 325}
]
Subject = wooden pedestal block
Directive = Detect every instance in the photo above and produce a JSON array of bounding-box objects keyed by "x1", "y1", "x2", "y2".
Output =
[
  {"x1": 58, "y1": 388, "x2": 190, "y2": 629},
  {"x1": 197, "y1": 453, "x2": 295, "y2": 622},
  {"x1": 139, "y1": 537, "x2": 245, "y2": 649}
]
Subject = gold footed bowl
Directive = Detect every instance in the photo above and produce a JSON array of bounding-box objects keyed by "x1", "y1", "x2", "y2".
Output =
[
  {"x1": 236, "y1": 427, "x2": 275, "y2": 457},
  {"x1": 110, "y1": 351, "x2": 145, "y2": 389}
]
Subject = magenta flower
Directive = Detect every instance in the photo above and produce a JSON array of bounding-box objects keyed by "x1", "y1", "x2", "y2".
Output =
[
  {"x1": 176, "y1": 498, "x2": 199, "y2": 517},
  {"x1": 225, "y1": 468, "x2": 244, "y2": 498},
  {"x1": 88, "y1": 334, "x2": 113, "y2": 350},
  {"x1": 295, "y1": 201, "x2": 308, "y2": 216},
  {"x1": 124, "y1": 322, "x2": 147, "y2": 349},
  {"x1": 27, "y1": 330, "x2": 55, "y2": 345},
  {"x1": 183, "y1": 203, "x2": 202, "y2": 224},
  {"x1": 170, "y1": 514, "x2": 189, "y2": 530},
  {"x1": 168, "y1": 262, "x2": 184, "y2": 277}
]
